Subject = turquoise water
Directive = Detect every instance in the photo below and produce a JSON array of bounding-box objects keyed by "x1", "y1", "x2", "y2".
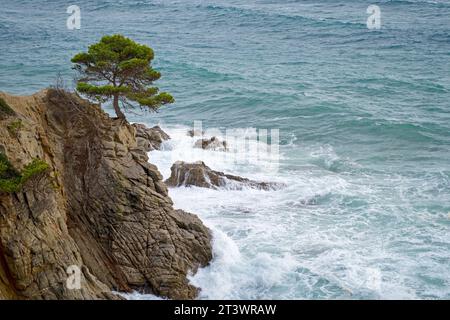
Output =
[{"x1": 1, "y1": 0, "x2": 449, "y2": 299}]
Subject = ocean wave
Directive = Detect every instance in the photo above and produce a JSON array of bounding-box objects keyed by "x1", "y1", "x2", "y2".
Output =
[
  {"x1": 195, "y1": 3, "x2": 367, "y2": 29},
  {"x1": 383, "y1": 0, "x2": 450, "y2": 7}
]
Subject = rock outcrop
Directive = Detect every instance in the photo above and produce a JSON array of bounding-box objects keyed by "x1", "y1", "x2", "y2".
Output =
[
  {"x1": 187, "y1": 129, "x2": 204, "y2": 137},
  {"x1": 0, "y1": 89, "x2": 212, "y2": 300},
  {"x1": 165, "y1": 161, "x2": 284, "y2": 191},
  {"x1": 194, "y1": 137, "x2": 228, "y2": 151},
  {"x1": 133, "y1": 123, "x2": 170, "y2": 152}
]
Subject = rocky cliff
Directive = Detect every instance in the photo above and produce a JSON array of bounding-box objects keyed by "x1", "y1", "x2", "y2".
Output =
[{"x1": 0, "y1": 89, "x2": 212, "y2": 300}]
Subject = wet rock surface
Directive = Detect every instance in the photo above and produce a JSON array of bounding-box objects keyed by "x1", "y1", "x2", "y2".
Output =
[
  {"x1": 133, "y1": 123, "x2": 170, "y2": 152},
  {"x1": 194, "y1": 137, "x2": 228, "y2": 151},
  {"x1": 165, "y1": 161, "x2": 284, "y2": 191},
  {"x1": 187, "y1": 129, "x2": 204, "y2": 137}
]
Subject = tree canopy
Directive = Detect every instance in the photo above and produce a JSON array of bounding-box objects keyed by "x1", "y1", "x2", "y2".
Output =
[{"x1": 71, "y1": 34, "x2": 174, "y2": 119}]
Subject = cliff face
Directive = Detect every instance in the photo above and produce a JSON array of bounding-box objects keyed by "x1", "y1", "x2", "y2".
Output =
[{"x1": 0, "y1": 89, "x2": 212, "y2": 300}]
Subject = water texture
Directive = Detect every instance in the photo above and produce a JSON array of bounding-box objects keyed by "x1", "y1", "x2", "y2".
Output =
[{"x1": 1, "y1": 0, "x2": 449, "y2": 299}]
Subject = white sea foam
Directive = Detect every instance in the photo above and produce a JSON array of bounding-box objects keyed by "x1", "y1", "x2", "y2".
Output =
[
  {"x1": 117, "y1": 291, "x2": 165, "y2": 300},
  {"x1": 127, "y1": 123, "x2": 450, "y2": 300}
]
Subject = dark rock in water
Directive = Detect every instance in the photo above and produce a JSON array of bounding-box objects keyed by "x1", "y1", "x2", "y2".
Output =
[
  {"x1": 187, "y1": 129, "x2": 204, "y2": 137},
  {"x1": 165, "y1": 161, "x2": 284, "y2": 191},
  {"x1": 0, "y1": 89, "x2": 212, "y2": 300},
  {"x1": 133, "y1": 123, "x2": 170, "y2": 151},
  {"x1": 194, "y1": 137, "x2": 228, "y2": 151}
]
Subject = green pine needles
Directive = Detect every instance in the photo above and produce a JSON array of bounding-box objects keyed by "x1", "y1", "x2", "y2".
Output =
[{"x1": 71, "y1": 34, "x2": 174, "y2": 120}]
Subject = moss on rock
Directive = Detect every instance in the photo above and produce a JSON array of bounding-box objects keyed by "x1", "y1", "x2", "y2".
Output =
[
  {"x1": 7, "y1": 119, "x2": 23, "y2": 137},
  {"x1": 0, "y1": 153, "x2": 49, "y2": 193}
]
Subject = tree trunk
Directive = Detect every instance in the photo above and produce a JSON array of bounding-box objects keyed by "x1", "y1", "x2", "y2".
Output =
[{"x1": 112, "y1": 94, "x2": 126, "y2": 120}]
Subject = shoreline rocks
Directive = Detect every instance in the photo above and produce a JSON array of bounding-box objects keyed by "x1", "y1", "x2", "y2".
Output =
[
  {"x1": 187, "y1": 129, "x2": 204, "y2": 137},
  {"x1": 133, "y1": 123, "x2": 170, "y2": 152},
  {"x1": 165, "y1": 161, "x2": 284, "y2": 191},
  {"x1": 0, "y1": 89, "x2": 212, "y2": 300},
  {"x1": 194, "y1": 136, "x2": 228, "y2": 151},
  {"x1": 187, "y1": 128, "x2": 228, "y2": 152}
]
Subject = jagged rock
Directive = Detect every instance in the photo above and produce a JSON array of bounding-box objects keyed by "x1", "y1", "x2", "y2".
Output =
[
  {"x1": 133, "y1": 123, "x2": 170, "y2": 151},
  {"x1": 165, "y1": 161, "x2": 284, "y2": 191},
  {"x1": 0, "y1": 89, "x2": 212, "y2": 300},
  {"x1": 194, "y1": 137, "x2": 228, "y2": 151}
]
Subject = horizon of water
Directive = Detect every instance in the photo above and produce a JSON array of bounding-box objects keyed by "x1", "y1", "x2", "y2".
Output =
[{"x1": 1, "y1": 0, "x2": 449, "y2": 299}]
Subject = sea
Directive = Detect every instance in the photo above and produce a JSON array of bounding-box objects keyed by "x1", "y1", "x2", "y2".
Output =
[{"x1": 1, "y1": 0, "x2": 449, "y2": 299}]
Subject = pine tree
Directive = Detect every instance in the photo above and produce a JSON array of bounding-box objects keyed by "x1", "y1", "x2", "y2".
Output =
[{"x1": 72, "y1": 34, "x2": 174, "y2": 120}]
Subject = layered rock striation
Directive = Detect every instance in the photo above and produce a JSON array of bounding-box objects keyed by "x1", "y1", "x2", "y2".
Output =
[{"x1": 0, "y1": 89, "x2": 212, "y2": 300}]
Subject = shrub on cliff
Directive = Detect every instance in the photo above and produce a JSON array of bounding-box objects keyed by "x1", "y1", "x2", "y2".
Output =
[
  {"x1": 0, "y1": 154, "x2": 49, "y2": 193},
  {"x1": 0, "y1": 97, "x2": 15, "y2": 119},
  {"x1": 71, "y1": 34, "x2": 174, "y2": 120},
  {"x1": 7, "y1": 119, "x2": 23, "y2": 137}
]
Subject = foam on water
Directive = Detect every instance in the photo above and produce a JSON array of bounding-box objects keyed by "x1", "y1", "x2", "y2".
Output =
[
  {"x1": 144, "y1": 124, "x2": 450, "y2": 300},
  {"x1": 118, "y1": 291, "x2": 164, "y2": 300},
  {"x1": 2, "y1": 0, "x2": 449, "y2": 300}
]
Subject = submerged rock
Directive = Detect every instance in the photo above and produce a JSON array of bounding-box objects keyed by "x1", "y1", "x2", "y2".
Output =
[
  {"x1": 165, "y1": 161, "x2": 284, "y2": 191},
  {"x1": 133, "y1": 123, "x2": 170, "y2": 151},
  {"x1": 187, "y1": 129, "x2": 204, "y2": 137},
  {"x1": 0, "y1": 89, "x2": 212, "y2": 300},
  {"x1": 194, "y1": 136, "x2": 228, "y2": 151}
]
